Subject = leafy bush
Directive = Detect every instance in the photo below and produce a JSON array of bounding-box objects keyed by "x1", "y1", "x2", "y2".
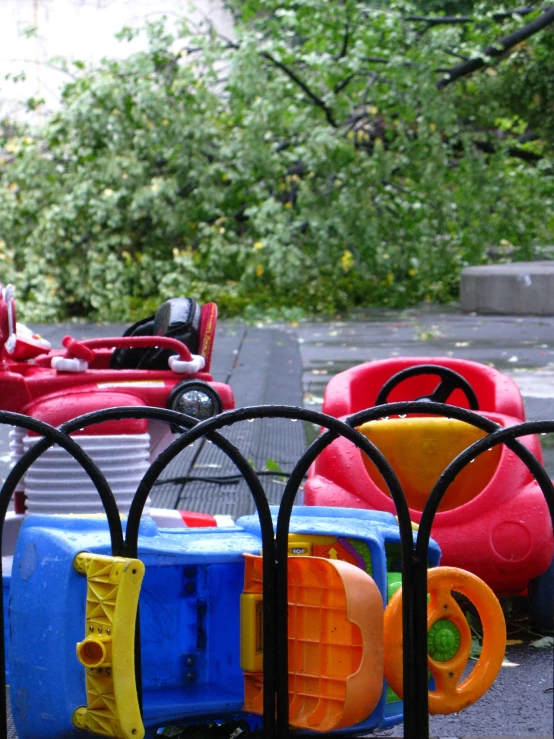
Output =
[{"x1": 0, "y1": 2, "x2": 553, "y2": 321}]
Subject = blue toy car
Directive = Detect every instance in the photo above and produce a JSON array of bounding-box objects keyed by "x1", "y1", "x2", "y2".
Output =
[{"x1": 6, "y1": 506, "x2": 505, "y2": 738}]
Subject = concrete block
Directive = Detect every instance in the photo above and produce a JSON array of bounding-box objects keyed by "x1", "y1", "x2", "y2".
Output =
[{"x1": 460, "y1": 262, "x2": 554, "y2": 315}]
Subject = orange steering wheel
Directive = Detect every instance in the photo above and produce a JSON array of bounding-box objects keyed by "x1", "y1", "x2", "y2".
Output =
[{"x1": 384, "y1": 566, "x2": 506, "y2": 714}]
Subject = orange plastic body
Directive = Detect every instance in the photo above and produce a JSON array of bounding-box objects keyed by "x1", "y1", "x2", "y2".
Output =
[
  {"x1": 357, "y1": 417, "x2": 501, "y2": 512},
  {"x1": 241, "y1": 554, "x2": 384, "y2": 732},
  {"x1": 384, "y1": 566, "x2": 506, "y2": 714}
]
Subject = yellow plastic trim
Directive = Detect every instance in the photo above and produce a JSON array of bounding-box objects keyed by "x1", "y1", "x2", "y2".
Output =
[
  {"x1": 394, "y1": 515, "x2": 419, "y2": 532},
  {"x1": 288, "y1": 534, "x2": 337, "y2": 545},
  {"x1": 240, "y1": 592, "x2": 264, "y2": 672},
  {"x1": 287, "y1": 538, "x2": 313, "y2": 556},
  {"x1": 357, "y1": 417, "x2": 501, "y2": 511},
  {"x1": 73, "y1": 552, "x2": 145, "y2": 739},
  {"x1": 288, "y1": 533, "x2": 338, "y2": 557}
]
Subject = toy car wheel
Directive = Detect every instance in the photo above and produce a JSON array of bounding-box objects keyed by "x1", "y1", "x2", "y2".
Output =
[{"x1": 528, "y1": 556, "x2": 554, "y2": 633}]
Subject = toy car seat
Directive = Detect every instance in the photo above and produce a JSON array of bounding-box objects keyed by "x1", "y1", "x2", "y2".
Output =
[
  {"x1": 305, "y1": 357, "x2": 554, "y2": 597},
  {"x1": 110, "y1": 298, "x2": 218, "y2": 372}
]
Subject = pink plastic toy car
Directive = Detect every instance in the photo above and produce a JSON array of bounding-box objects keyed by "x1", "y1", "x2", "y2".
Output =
[
  {"x1": 0, "y1": 285, "x2": 234, "y2": 520},
  {"x1": 320, "y1": 357, "x2": 526, "y2": 420},
  {"x1": 304, "y1": 357, "x2": 553, "y2": 626}
]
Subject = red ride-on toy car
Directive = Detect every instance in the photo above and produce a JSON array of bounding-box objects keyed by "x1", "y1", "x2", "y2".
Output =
[
  {"x1": 0, "y1": 285, "x2": 234, "y2": 525},
  {"x1": 304, "y1": 357, "x2": 554, "y2": 629},
  {"x1": 321, "y1": 356, "x2": 526, "y2": 420}
]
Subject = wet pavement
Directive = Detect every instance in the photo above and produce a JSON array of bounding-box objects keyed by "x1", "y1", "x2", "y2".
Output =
[
  {"x1": 275, "y1": 306, "x2": 554, "y2": 738},
  {"x1": 287, "y1": 307, "x2": 554, "y2": 478},
  {"x1": 1, "y1": 307, "x2": 553, "y2": 737},
  {"x1": 290, "y1": 306, "x2": 554, "y2": 414}
]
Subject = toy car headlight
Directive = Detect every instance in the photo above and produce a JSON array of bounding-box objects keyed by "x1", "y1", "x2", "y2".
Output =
[{"x1": 167, "y1": 381, "x2": 222, "y2": 423}]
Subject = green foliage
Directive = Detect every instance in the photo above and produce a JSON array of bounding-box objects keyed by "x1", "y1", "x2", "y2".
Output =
[{"x1": 0, "y1": 3, "x2": 553, "y2": 321}]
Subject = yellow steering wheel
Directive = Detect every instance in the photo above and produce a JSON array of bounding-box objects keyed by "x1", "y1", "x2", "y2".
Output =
[{"x1": 384, "y1": 566, "x2": 506, "y2": 714}]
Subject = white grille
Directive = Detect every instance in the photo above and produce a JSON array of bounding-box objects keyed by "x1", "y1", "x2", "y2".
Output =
[
  {"x1": 8, "y1": 426, "x2": 27, "y2": 492},
  {"x1": 20, "y1": 433, "x2": 152, "y2": 516}
]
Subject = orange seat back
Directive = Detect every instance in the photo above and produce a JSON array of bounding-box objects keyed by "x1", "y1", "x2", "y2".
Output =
[{"x1": 357, "y1": 417, "x2": 501, "y2": 512}]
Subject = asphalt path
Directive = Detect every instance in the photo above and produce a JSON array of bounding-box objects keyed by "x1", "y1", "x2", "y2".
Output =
[
  {"x1": 1, "y1": 307, "x2": 553, "y2": 738},
  {"x1": 285, "y1": 306, "x2": 554, "y2": 738}
]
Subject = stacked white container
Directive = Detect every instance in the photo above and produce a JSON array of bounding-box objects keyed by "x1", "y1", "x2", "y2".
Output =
[{"x1": 20, "y1": 433, "x2": 152, "y2": 516}]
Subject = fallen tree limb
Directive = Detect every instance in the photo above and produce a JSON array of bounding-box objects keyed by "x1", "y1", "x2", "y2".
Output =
[{"x1": 437, "y1": 5, "x2": 554, "y2": 88}]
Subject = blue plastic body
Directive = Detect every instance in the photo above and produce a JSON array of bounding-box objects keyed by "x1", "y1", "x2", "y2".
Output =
[
  {"x1": 7, "y1": 507, "x2": 440, "y2": 738},
  {"x1": 529, "y1": 554, "x2": 554, "y2": 632}
]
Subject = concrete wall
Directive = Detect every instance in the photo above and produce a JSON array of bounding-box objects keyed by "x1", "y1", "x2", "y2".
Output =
[{"x1": 0, "y1": 0, "x2": 233, "y2": 120}]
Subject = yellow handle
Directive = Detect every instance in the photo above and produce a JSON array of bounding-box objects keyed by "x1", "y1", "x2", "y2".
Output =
[{"x1": 73, "y1": 552, "x2": 145, "y2": 739}]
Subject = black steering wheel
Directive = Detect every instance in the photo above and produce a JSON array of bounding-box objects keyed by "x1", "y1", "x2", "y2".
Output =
[{"x1": 374, "y1": 364, "x2": 480, "y2": 410}]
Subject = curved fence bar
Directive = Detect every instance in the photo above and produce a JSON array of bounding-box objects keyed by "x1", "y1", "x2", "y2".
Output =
[
  {"x1": 274, "y1": 422, "x2": 410, "y2": 736},
  {"x1": 123, "y1": 408, "x2": 275, "y2": 558},
  {"x1": 343, "y1": 400, "x2": 554, "y2": 739},
  {"x1": 420, "y1": 419, "x2": 554, "y2": 552},
  {"x1": 0, "y1": 414, "x2": 122, "y2": 553},
  {"x1": 0, "y1": 411, "x2": 119, "y2": 737},
  {"x1": 54, "y1": 405, "x2": 275, "y2": 559},
  {"x1": 46, "y1": 405, "x2": 279, "y2": 739},
  {"x1": 418, "y1": 419, "x2": 554, "y2": 678},
  {"x1": 122, "y1": 403, "x2": 412, "y2": 739},
  {"x1": 343, "y1": 400, "x2": 498, "y2": 737},
  {"x1": 129, "y1": 402, "x2": 414, "y2": 738},
  {"x1": 413, "y1": 415, "x2": 554, "y2": 739},
  {"x1": 345, "y1": 399, "x2": 503, "y2": 431}
]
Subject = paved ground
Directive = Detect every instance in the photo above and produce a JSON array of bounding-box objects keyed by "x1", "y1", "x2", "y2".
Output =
[
  {"x1": 274, "y1": 306, "x2": 554, "y2": 738},
  {"x1": 1, "y1": 307, "x2": 553, "y2": 738},
  {"x1": 292, "y1": 305, "x2": 554, "y2": 419},
  {"x1": 292, "y1": 306, "x2": 554, "y2": 478}
]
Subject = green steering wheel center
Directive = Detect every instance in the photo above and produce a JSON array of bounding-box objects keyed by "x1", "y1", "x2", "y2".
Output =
[{"x1": 428, "y1": 618, "x2": 461, "y2": 661}]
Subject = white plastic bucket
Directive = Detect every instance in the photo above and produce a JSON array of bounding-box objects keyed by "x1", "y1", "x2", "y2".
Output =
[{"x1": 21, "y1": 433, "x2": 152, "y2": 516}]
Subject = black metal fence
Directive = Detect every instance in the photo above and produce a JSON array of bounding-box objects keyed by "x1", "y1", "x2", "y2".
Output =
[{"x1": 0, "y1": 402, "x2": 552, "y2": 739}]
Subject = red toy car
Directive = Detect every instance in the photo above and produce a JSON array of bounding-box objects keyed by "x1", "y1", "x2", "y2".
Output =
[
  {"x1": 0, "y1": 285, "x2": 234, "y2": 520},
  {"x1": 304, "y1": 357, "x2": 554, "y2": 627},
  {"x1": 320, "y1": 356, "x2": 526, "y2": 420}
]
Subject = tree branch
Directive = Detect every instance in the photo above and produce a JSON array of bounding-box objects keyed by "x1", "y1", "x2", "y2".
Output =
[
  {"x1": 360, "y1": 73, "x2": 379, "y2": 105},
  {"x1": 336, "y1": 18, "x2": 350, "y2": 59},
  {"x1": 437, "y1": 5, "x2": 554, "y2": 89},
  {"x1": 361, "y1": 56, "x2": 421, "y2": 68},
  {"x1": 437, "y1": 46, "x2": 471, "y2": 61},
  {"x1": 408, "y1": 15, "x2": 469, "y2": 25},
  {"x1": 474, "y1": 139, "x2": 543, "y2": 162},
  {"x1": 362, "y1": 56, "x2": 391, "y2": 64},
  {"x1": 407, "y1": 6, "x2": 545, "y2": 26},
  {"x1": 259, "y1": 50, "x2": 338, "y2": 127},
  {"x1": 213, "y1": 31, "x2": 339, "y2": 127},
  {"x1": 334, "y1": 73, "x2": 355, "y2": 94}
]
